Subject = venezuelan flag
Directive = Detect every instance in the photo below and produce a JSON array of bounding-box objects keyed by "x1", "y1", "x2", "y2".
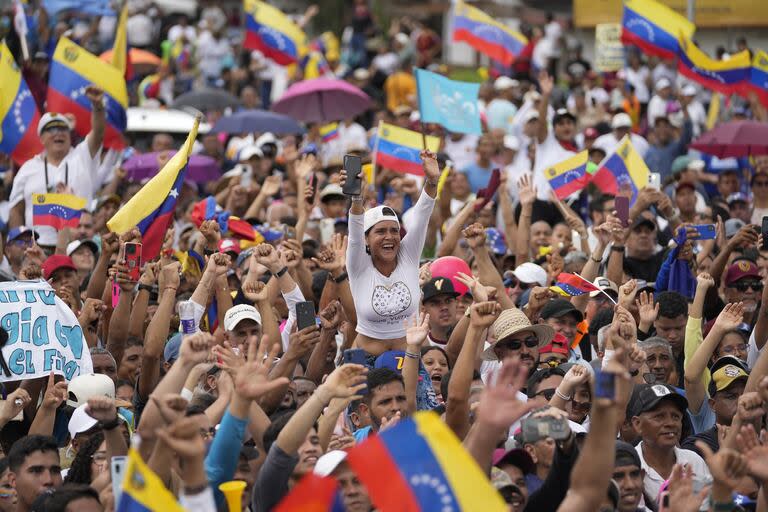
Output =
[
  {"x1": 346, "y1": 412, "x2": 506, "y2": 511},
  {"x1": 47, "y1": 37, "x2": 128, "y2": 149},
  {"x1": 746, "y1": 51, "x2": 768, "y2": 109},
  {"x1": 550, "y1": 273, "x2": 600, "y2": 297},
  {"x1": 591, "y1": 135, "x2": 649, "y2": 205},
  {"x1": 116, "y1": 448, "x2": 183, "y2": 512},
  {"x1": 545, "y1": 150, "x2": 590, "y2": 200},
  {"x1": 243, "y1": 0, "x2": 306, "y2": 65},
  {"x1": 621, "y1": 0, "x2": 694, "y2": 59},
  {"x1": 276, "y1": 473, "x2": 338, "y2": 512},
  {"x1": 0, "y1": 41, "x2": 42, "y2": 165},
  {"x1": 190, "y1": 196, "x2": 259, "y2": 241},
  {"x1": 452, "y1": 0, "x2": 527, "y2": 66},
  {"x1": 320, "y1": 122, "x2": 339, "y2": 142},
  {"x1": 374, "y1": 122, "x2": 441, "y2": 177},
  {"x1": 108, "y1": 117, "x2": 199, "y2": 260},
  {"x1": 32, "y1": 193, "x2": 86, "y2": 230},
  {"x1": 677, "y1": 35, "x2": 751, "y2": 95},
  {"x1": 111, "y1": 3, "x2": 134, "y2": 81}
]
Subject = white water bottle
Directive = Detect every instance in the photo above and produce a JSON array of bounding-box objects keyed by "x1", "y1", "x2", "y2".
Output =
[{"x1": 179, "y1": 301, "x2": 197, "y2": 335}]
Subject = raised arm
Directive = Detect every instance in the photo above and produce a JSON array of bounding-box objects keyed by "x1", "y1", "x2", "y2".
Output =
[
  {"x1": 536, "y1": 71, "x2": 554, "y2": 144},
  {"x1": 515, "y1": 174, "x2": 537, "y2": 265},
  {"x1": 753, "y1": 279, "x2": 768, "y2": 352},
  {"x1": 463, "y1": 223, "x2": 515, "y2": 310},
  {"x1": 84, "y1": 85, "x2": 105, "y2": 158},
  {"x1": 403, "y1": 312, "x2": 430, "y2": 414},
  {"x1": 436, "y1": 199, "x2": 478, "y2": 258},
  {"x1": 86, "y1": 233, "x2": 118, "y2": 299},
  {"x1": 128, "y1": 263, "x2": 156, "y2": 339}
]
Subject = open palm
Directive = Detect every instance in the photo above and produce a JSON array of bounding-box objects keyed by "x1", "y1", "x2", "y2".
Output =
[
  {"x1": 405, "y1": 312, "x2": 430, "y2": 348},
  {"x1": 234, "y1": 335, "x2": 288, "y2": 400}
]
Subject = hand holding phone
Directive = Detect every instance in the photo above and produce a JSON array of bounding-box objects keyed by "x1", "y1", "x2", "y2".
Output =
[
  {"x1": 342, "y1": 154, "x2": 363, "y2": 196},
  {"x1": 614, "y1": 196, "x2": 629, "y2": 227},
  {"x1": 123, "y1": 242, "x2": 142, "y2": 282},
  {"x1": 295, "y1": 301, "x2": 317, "y2": 331}
]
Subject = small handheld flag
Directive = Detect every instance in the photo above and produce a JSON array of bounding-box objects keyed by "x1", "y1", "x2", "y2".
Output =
[
  {"x1": 373, "y1": 122, "x2": 441, "y2": 176},
  {"x1": 591, "y1": 136, "x2": 649, "y2": 205},
  {"x1": 545, "y1": 150, "x2": 591, "y2": 200},
  {"x1": 32, "y1": 194, "x2": 86, "y2": 230},
  {"x1": 116, "y1": 448, "x2": 183, "y2": 512},
  {"x1": 550, "y1": 273, "x2": 601, "y2": 297}
]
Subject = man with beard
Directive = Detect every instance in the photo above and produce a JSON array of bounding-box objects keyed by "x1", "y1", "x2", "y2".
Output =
[
  {"x1": 484, "y1": 308, "x2": 555, "y2": 382},
  {"x1": 420, "y1": 277, "x2": 460, "y2": 347},
  {"x1": 630, "y1": 384, "x2": 710, "y2": 501},
  {"x1": 613, "y1": 441, "x2": 650, "y2": 512},
  {"x1": 637, "y1": 338, "x2": 679, "y2": 388},
  {"x1": 352, "y1": 368, "x2": 408, "y2": 441}
]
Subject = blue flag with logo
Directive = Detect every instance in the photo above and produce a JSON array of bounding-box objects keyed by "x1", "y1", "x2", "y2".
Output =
[{"x1": 415, "y1": 68, "x2": 482, "y2": 135}]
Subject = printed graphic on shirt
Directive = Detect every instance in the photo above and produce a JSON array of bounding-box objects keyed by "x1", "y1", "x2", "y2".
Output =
[{"x1": 371, "y1": 281, "x2": 411, "y2": 317}]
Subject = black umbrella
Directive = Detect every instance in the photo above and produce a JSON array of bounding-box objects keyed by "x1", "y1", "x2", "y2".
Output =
[
  {"x1": 211, "y1": 109, "x2": 304, "y2": 135},
  {"x1": 172, "y1": 88, "x2": 241, "y2": 110}
]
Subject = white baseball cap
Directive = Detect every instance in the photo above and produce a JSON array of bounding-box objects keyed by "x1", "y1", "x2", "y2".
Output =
[
  {"x1": 494, "y1": 76, "x2": 519, "y2": 91},
  {"x1": 512, "y1": 262, "x2": 547, "y2": 287},
  {"x1": 655, "y1": 77, "x2": 672, "y2": 91},
  {"x1": 502, "y1": 135, "x2": 520, "y2": 152},
  {"x1": 314, "y1": 450, "x2": 348, "y2": 477},
  {"x1": 363, "y1": 205, "x2": 400, "y2": 233},
  {"x1": 67, "y1": 373, "x2": 115, "y2": 408},
  {"x1": 239, "y1": 145, "x2": 263, "y2": 161},
  {"x1": 589, "y1": 277, "x2": 619, "y2": 298},
  {"x1": 611, "y1": 113, "x2": 633, "y2": 129},
  {"x1": 66, "y1": 239, "x2": 99, "y2": 258},
  {"x1": 681, "y1": 84, "x2": 697, "y2": 96},
  {"x1": 223, "y1": 304, "x2": 262, "y2": 332},
  {"x1": 37, "y1": 112, "x2": 72, "y2": 136},
  {"x1": 68, "y1": 404, "x2": 99, "y2": 438}
]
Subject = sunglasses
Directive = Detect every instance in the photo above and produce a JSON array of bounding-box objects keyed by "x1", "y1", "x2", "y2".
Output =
[
  {"x1": 506, "y1": 278, "x2": 532, "y2": 290},
  {"x1": 495, "y1": 336, "x2": 539, "y2": 352},
  {"x1": 731, "y1": 280, "x2": 763, "y2": 292}
]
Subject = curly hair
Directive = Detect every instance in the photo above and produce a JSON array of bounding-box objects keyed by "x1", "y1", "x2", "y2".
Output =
[{"x1": 64, "y1": 432, "x2": 104, "y2": 485}]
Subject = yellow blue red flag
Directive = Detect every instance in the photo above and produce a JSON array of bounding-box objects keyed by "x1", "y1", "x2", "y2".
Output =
[
  {"x1": 319, "y1": 122, "x2": 339, "y2": 143},
  {"x1": 452, "y1": 0, "x2": 527, "y2": 66},
  {"x1": 345, "y1": 412, "x2": 507, "y2": 511},
  {"x1": 677, "y1": 34, "x2": 750, "y2": 95},
  {"x1": 243, "y1": 0, "x2": 306, "y2": 65},
  {"x1": 621, "y1": 0, "x2": 694, "y2": 59},
  {"x1": 111, "y1": 3, "x2": 134, "y2": 80},
  {"x1": 373, "y1": 122, "x2": 440, "y2": 176},
  {"x1": 545, "y1": 150, "x2": 590, "y2": 200},
  {"x1": 0, "y1": 41, "x2": 42, "y2": 165},
  {"x1": 592, "y1": 135, "x2": 650, "y2": 205},
  {"x1": 47, "y1": 36, "x2": 128, "y2": 149},
  {"x1": 108, "y1": 117, "x2": 199, "y2": 260},
  {"x1": 32, "y1": 193, "x2": 86, "y2": 230},
  {"x1": 745, "y1": 50, "x2": 768, "y2": 109},
  {"x1": 116, "y1": 448, "x2": 183, "y2": 512}
]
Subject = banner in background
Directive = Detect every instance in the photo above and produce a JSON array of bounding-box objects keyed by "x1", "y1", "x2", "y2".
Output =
[
  {"x1": 0, "y1": 280, "x2": 92, "y2": 382},
  {"x1": 594, "y1": 23, "x2": 624, "y2": 72},
  {"x1": 575, "y1": 0, "x2": 768, "y2": 28}
]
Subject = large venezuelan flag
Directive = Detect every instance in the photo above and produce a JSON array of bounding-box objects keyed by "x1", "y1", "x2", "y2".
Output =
[
  {"x1": 243, "y1": 0, "x2": 306, "y2": 65},
  {"x1": 621, "y1": 0, "x2": 694, "y2": 59},
  {"x1": 107, "y1": 118, "x2": 199, "y2": 260},
  {"x1": 745, "y1": 51, "x2": 768, "y2": 109},
  {"x1": 545, "y1": 150, "x2": 590, "y2": 200},
  {"x1": 346, "y1": 412, "x2": 507, "y2": 512},
  {"x1": 591, "y1": 135, "x2": 649, "y2": 205},
  {"x1": 452, "y1": 0, "x2": 527, "y2": 66},
  {"x1": 32, "y1": 193, "x2": 86, "y2": 229},
  {"x1": 47, "y1": 37, "x2": 128, "y2": 149},
  {"x1": 116, "y1": 448, "x2": 183, "y2": 512},
  {"x1": 677, "y1": 35, "x2": 751, "y2": 95},
  {"x1": 373, "y1": 123, "x2": 441, "y2": 177},
  {"x1": 0, "y1": 41, "x2": 42, "y2": 165}
]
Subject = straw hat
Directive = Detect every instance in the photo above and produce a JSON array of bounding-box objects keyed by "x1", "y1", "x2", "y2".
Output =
[{"x1": 483, "y1": 308, "x2": 555, "y2": 361}]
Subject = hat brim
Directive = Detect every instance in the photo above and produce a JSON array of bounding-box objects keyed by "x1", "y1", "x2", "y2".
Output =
[
  {"x1": 423, "y1": 291, "x2": 461, "y2": 302},
  {"x1": 482, "y1": 324, "x2": 555, "y2": 361},
  {"x1": 636, "y1": 393, "x2": 688, "y2": 417}
]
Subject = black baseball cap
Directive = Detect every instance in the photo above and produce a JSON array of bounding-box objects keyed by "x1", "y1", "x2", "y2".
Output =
[
  {"x1": 615, "y1": 440, "x2": 641, "y2": 468},
  {"x1": 708, "y1": 355, "x2": 749, "y2": 397},
  {"x1": 630, "y1": 215, "x2": 656, "y2": 231},
  {"x1": 422, "y1": 277, "x2": 460, "y2": 303},
  {"x1": 629, "y1": 384, "x2": 688, "y2": 417},
  {"x1": 539, "y1": 298, "x2": 584, "y2": 322},
  {"x1": 553, "y1": 108, "x2": 576, "y2": 124}
]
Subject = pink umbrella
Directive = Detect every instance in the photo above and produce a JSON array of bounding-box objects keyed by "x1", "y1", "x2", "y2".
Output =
[
  {"x1": 272, "y1": 78, "x2": 372, "y2": 123},
  {"x1": 689, "y1": 120, "x2": 768, "y2": 157}
]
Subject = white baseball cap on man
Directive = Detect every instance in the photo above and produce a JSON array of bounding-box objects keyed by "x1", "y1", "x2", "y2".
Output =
[
  {"x1": 512, "y1": 262, "x2": 547, "y2": 287},
  {"x1": 224, "y1": 304, "x2": 262, "y2": 332},
  {"x1": 363, "y1": 205, "x2": 400, "y2": 233},
  {"x1": 611, "y1": 113, "x2": 633, "y2": 129},
  {"x1": 67, "y1": 373, "x2": 115, "y2": 408},
  {"x1": 37, "y1": 113, "x2": 72, "y2": 136}
]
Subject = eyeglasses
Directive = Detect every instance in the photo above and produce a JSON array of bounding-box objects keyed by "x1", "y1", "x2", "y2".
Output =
[
  {"x1": 495, "y1": 336, "x2": 539, "y2": 352},
  {"x1": 720, "y1": 343, "x2": 748, "y2": 355},
  {"x1": 731, "y1": 280, "x2": 763, "y2": 292},
  {"x1": 534, "y1": 388, "x2": 556, "y2": 400}
]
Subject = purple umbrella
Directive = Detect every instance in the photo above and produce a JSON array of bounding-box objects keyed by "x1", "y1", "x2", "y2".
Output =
[
  {"x1": 123, "y1": 151, "x2": 222, "y2": 183},
  {"x1": 690, "y1": 120, "x2": 768, "y2": 157},
  {"x1": 272, "y1": 78, "x2": 372, "y2": 123}
]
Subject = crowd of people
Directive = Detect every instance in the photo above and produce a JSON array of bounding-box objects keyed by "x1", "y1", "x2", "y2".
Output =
[{"x1": 1, "y1": 1, "x2": 768, "y2": 511}]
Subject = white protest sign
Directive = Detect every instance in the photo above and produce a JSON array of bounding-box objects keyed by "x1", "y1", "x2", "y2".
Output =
[
  {"x1": 595, "y1": 23, "x2": 624, "y2": 72},
  {"x1": 0, "y1": 280, "x2": 92, "y2": 382}
]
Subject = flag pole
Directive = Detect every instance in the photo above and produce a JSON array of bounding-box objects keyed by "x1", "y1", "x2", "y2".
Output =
[
  {"x1": 371, "y1": 120, "x2": 382, "y2": 193},
  {"x1": 574, "y1": 272, "x2": 617, "y2": 305}
]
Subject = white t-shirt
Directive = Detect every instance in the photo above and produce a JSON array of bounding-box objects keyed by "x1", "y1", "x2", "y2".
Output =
[
  {"x1": 10, "y1": 141, "x2": 100, "y2": 246},
  {"x1": 444, "y1": 134, "x2": 479, "y2": 172},
  {"x1": 168, "y1": 25, "x2": 197, "y2": 43},
  {"x1": 196, "y1": 31, "x2": 232, "y2": 78},
  {"x1": 647, "y1": 95, "x2": 668, "y2": 127},
  {"x1": 533, "y1": 131, "x2": 576, "y2": 201},
  {"x1": 625, "y1": 65, "x2": 651, "y2": 103},
  {"x1": 594, "y1": 132, "x2": 650, "y2": 158},
  {"x1": 635, "y1": 442, "x2": 711, "y2": 504},
  {"x1": 339, "y1": 123, "x2": 368, "y2": 152},
  {"x1": 346, "y1": 190, "x2": 436, "y2": 339},
  {"x1": 372, "y1": 52, "x2": 399, "y2": 75}
]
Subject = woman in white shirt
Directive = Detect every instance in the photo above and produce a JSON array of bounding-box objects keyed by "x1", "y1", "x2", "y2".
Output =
[{"x1": 341, "y1": 150, "x2": 441, "y2": 355}]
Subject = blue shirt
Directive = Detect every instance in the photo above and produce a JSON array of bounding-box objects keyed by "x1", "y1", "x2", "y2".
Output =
[{"x1": 460, "y1": 162, "x2": 495, "y2": 194}]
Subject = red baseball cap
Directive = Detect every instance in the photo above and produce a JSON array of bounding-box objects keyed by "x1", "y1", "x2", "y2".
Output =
[
  {"x1": 539, "y1": 332, "x2": 569, "y2": 355},
  {"x1": 218, "y1": 238, "x2": 241, "y2": 255},
  {"x1": 724, "y1": 260, "x2": 761, "y2": 287},
  {"x1": 42, "y1": 255, "x2": 77, "y2": 280}
]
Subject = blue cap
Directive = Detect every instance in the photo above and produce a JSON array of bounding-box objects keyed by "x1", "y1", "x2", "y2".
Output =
[
  {"x1": 485, "y1": 228, "x2": 507, "y2": 255},
  {"x1": 163, "y1": 333, "x2": 183, "y2": 363},
  {"x1": 236, "y1": 247, "x2": 253, "y2": 268},
  {"x1": 256, "y1": 226, "x2": 284, "y2": 242},
  {"x1": 7, "y1": 226, "x2": 38, "y2": 242},
  {"x1": 301, "y1": 143, "x2": 319, "y2": 156},
  {"x1": 374, "y1": 350, "x2": 406, "y2": 374}
]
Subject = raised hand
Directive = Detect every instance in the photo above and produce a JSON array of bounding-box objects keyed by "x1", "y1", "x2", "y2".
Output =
[
  {"x1": 311, "y1": 234, "x2": 347, "y2": 274},
  {"x1": 199, "y1": 220, "x2": 221, "y2": 246},
  {"x1": 234, "y1": 335, "x2": 288, "y2": 400},
  {"x1": 420, "y1": 149, "x2": 441, "y2": 182},
  {"x1": 462, "y1": 223, "x2": 487, "y2": 249},
  {"x1": 560, "y1": 364, "x2": 590, "y2": 392},
  {"x1": 139, "y1": 262, "x2": 159, "y2": 287},
  {"x1": 538, "y1": 70, "x2": 554, "y2": 96},
  {"x1": 418, "y1": 262, "x2": 432, "y2": 287},
  {"x1": 319, "y1": 300, "x2": 343, "y2": 330},
  {"x1": 179, "y1": 331, "x2": 214, "y2": 366},
  {"x1": 736, "y1": 424, "x2": 768, "y2": 480},
  {"x1": 113, "y1": 262, "x2": 136, "y2": 292},
  {"x1": 85, "y1": 84, "x2": 105, "y2": 105},
  {"x1": 148, "y1": 394, "x2": 189, "y2": 424},
  {"x1": 476, "y1": 357, "x2": 537, "y2": 430},
  {"x1": 527, "y1": 287, "x2": 556, "y2": 312},
  {"x1": 405, "y1": 312, "x2": 430, "y2": 348},
  {"x1": 286, "y1": 325, "x2": 321, "y2": 358},
  {"x1": 696, "y1": 272, "x2": 715, "y2": 290},
  {"x1": 0, "y1": 388, "x2": 31, "y2": 424},
  {"x1": 318, "y1": 364, "x2": 368, "y2": 402},
  {"x1": 85, "y1": 396, "x2": 118, "y2": 423},
  {"x1": 662, "y1": 464, "x2": 709, "y2": 512},
  {"x1": 79, "y1": 298, "x2": 106, "y2": 326},
  {"x1": 635, "y1": 291, "x2": 659, "y2": 326},
  {"x1": 295, "y1": 153, "x2": 317, "y2": 180},
  {"x1": 517, "y1": 174, "x2": 536, "y2": 207},
  {"x1": 455, "y1": 271, "x2": 495, "y2": 303},
  {"x1": 40, "y1": 372, "x2": 68, "y2": 410},
  {"x1": 101, "y1": 232, "x2": 119, "y2": 258},
  {"x1": 328, "y1": 426, "x2": 356, "y2": 451},
  {"x1": 242, "y1": 280, "x2": 270, "y2": 303},
  {"x1": 714, "y1": 302, "x2": 745, "y2": 332},
  {"x1": 470, "y1": 301, "x2": 502, "y2": 328},
  {"x1": 695, "y1": 442, "x2": 747, "y2": 490},
  {"x1": 259, "y1": 175, "x2": 282, "y2": 198},
  {"x1": 158, "y1": 261, "x2": 181, "y2": 292},
  {"x1": 736, "y1": 392, "x2": 765, "y2": 424},
  {"x1": 155, "y1": 416, "x2": 207, "y2": 460},
  {"x1": 618, "y1": 279, "x2": 638, "y2": 309},
  {"x1": 205, "y1": 252, "x2": 231, "y2": 278},
  {"x1": 254, "y1": 243, "x2": 282, "y2": 274}
]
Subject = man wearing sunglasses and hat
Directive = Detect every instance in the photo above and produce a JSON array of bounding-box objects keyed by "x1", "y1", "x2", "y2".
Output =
[
  {"x1": 9, "y1": 85, "x2": 106, "y2": 248},
  {"x1": 483, "y1": 307, "x2": 555, "y2": 380}
]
